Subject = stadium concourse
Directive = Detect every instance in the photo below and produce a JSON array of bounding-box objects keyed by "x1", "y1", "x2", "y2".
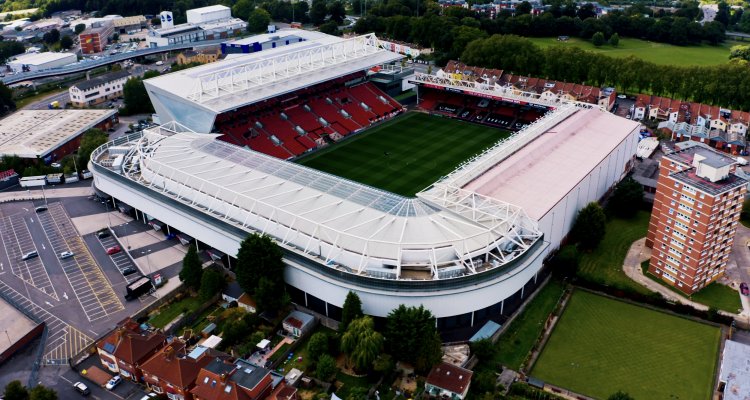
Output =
[{"x1": 92, "y1": 31, "x2": 641, "y2": 339}]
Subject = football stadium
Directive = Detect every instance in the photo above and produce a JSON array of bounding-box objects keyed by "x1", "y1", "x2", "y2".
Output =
[{"x1": 90, "y1": 32, "x2": 640, "y2": 338}]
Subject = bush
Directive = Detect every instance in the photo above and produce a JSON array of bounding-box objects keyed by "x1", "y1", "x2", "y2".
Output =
[
  {"x1": 316, "y1": 354, "x2": 337, "y2": 381},
  {"x1": 592, "y1": 31, "x2": 605, "y2": 46},
  {"x1": 571, "y1": 202, "x2": 607, "y2": 250}
]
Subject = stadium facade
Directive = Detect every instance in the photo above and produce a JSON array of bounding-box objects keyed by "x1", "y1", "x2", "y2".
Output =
[{"x1": 92, "y1": 32, "x2": 641, "y2": 336}]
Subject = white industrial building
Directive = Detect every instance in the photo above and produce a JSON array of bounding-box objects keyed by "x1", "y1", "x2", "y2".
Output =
[
  {"x1": 90, "y1": 32, "x2": 640, "y2": 336},
  {"x1": 187, "y1": 5, "x2": 232, "y2": 24},
  {"x1": 147, "y1": 6, "x2": 246, "y2": 48},
  {"x1": 8, "y1": 51, "x2": 77, "y2": 72}
]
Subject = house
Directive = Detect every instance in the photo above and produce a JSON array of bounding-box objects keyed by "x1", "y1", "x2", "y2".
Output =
[
  {"x1": 69, "y1": 70, "x2": 130, "y2": 107},
  {"x1": 96, "y1": 318, "x2": 167, "y2": 382},
  {"x1": 222, "y1": 281, "x2": 256, "y2": 313},
  {"x1": 424, "y1": 362, "x2": 473, "y2": 400},
  {"x1": 282, "y1": 311, "x2": 314, "y2": 338},
  {"x1": 176, "y1": 48, "x2": 221, "y2": 65},
  {"x1": 191, "y1": 358, "x2": 274, "y2": 400},
  {"x1": 140, "y1": 341, "x2": 228, "y2": 400},
  {"x1": 633, "y1": 94, "x2": 650, "y2": 120}
]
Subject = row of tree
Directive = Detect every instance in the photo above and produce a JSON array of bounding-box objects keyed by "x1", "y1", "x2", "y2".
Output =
[
  {"x1": 458, "y1": 34, "x2": 750, "y2": 111},
  {"x1": 3, "y1": 381, "x2": 58, "y2": 400}
]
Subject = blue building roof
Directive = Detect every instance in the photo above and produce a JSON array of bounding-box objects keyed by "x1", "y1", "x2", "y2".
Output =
[{"x1": 469, "y1": 320, "x2": 501, "y2": 342}]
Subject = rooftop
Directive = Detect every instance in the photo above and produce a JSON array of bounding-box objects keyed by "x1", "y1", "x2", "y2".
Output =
[
  {"x1": 0, "y1": 296, "x2": 41, "y2": 356},
  {"x1": 720, "y1": 340, "x2": 750, "y2": 400},
  {"x1": 9, "y1": 51, "x2": 76, "y2": 66},
  {"x1": 0, "y1": 109, "x2": 116, "y2": 158},
  {"x1": 462, "y1": 108, "x2": 640, "y2": 221},
  {"x1": 426, "y1": 362, "x2": 473, "y2": 395},
  {"x1": 670, "y1": 169, "x2": 747, "y2": 196},
  {"x1": 189, "y1": 4, "x2": 231, "y2": 14},
  {"x1": 224, "y1": 29, "x2": 334, "y2": 46},
  {"x1": 73, "y1": 70, "x2": 130, "y2": 91},
  {"x1": 113, "y1": 15, "x2": 146, "y2": 27},
  {"x1": 83, "y1": 23, "x2": 113, "y2": 35},
  {"x1": 666, "y1": 143, "x2": 737, "y2": 169}
]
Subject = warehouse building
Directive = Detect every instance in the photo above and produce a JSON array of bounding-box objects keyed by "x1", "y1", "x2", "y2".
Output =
[{"x1": 8, "y1": 52, "x2": 77, "y2": 73}]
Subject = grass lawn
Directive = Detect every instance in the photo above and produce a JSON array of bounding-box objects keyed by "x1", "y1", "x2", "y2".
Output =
[
  {"x1": 279, "y1": 326, "x2": 336, "y2": 374},
  {"x1": 149, "y1": 296, "x2": 204, "y2": 329},
  {"x1": 527, "y1": 37, "x2": 739, "y2": 66},
  {"x1": 297, "y1": 112, "x2": 509, "y2": 197},
  {"x1": 640, "y1": 261, "x2": 742, "y2": 313},
  {"x1": 179, "y1": 304, "x2": 222, "y2": 336},
  {"x1": 269, "y1": 342, "x2": 292, "y2": 363},
  {"x1": 531, "y1": 290, "x2": 721, "y2": 400},
  {"x1": 335, "y1": 371, "x2": 372, "y2": 398},
  {"x1": 488, "y1": 279, "x2": 565, "y2": 370},
  {"x1": 577, "y1": 211, "x2": 652, "y2": 295}
]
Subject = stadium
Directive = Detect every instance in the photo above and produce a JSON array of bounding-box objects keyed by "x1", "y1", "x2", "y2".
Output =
[{"x1": 90, "y1": 31, "x2": 640, "y2": 338}]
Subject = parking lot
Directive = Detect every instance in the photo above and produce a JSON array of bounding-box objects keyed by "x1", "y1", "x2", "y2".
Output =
[
  {"x1": 95, "y1": 232, "x2": 143, "y2": 286},
  {"x1": 37, "y1": 202, "x2": 124, "y2": 322},
  {"x1": 0, "y1": 214, "x2": 58, "y2": 300}
]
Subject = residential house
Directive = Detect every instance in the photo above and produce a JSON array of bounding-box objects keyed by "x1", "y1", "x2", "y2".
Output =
[
  {"x1": 423, "y1": 362, "x2": 473, "y2": 400},
  {"x1": 633, "y1": 94, "x2": 650, "y2": 120},
  {"x1": 281, "y1": 311, "x2": 314, "y2": 338},
  {"x1": 191, "y1": 358, "x2": 274, "y2": 400},
  {"x1": 97, "y1": 318, "x2": 167, "y2": 382},
  {"x1": 221, "y1": 281, "x2": 256, "y2": 313},
  {"x1": 140, "y1": 340, "x2": 227, "y2": 400}
]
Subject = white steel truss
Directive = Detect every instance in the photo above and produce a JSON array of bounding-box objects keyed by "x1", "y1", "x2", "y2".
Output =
[
  {"x1": 409, "y1": 73, "x2": 603, "y2": 111},
  {"x1": 187, "y1": 33, "x2": 387, "y2": 103}
]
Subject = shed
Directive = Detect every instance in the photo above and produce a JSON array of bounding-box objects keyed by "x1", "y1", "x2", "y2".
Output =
[{"x1": 201, "y1": 334, "x2": 222, "y2": 349}]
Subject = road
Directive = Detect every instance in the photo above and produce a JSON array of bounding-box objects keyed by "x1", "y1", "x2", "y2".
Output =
[{"x1": 23, "y1": 90, "x2": 70, "y2": 110}]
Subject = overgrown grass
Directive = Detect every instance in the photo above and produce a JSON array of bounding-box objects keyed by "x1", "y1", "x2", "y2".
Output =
[
  {"x1": 298, "y1": 112, "x2": 509, "y2": 197},
  {"x1": 484, "y1": 279, "x2": 566, "y2": 371},
  {"x1": 268, "y1": 342, "x2": 292, "y2": 363},
  {"x1": 577, "y1": 211, "x2": 652, "y2": 295},
  {"x1": 148, "y1": 296, "x2": 204, "y2": 329},
  {"x1": 335, "y1": 371, "x2": 372, "y2": 398},
  {"x1": 527, "y1": 36, "x2": 739, "y2": 66},
  {"x1": 532, "y1": 290, "x2": 721, "y2": 400}
]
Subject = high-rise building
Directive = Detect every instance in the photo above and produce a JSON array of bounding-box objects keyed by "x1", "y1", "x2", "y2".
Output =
[{"x1": 646, "y1": 142, "x2": 747, "y2": 294}]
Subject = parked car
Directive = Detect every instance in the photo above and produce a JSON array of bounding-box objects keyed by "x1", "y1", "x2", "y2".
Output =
[
  {"x1": 106, "y1": 245, "x2": 122, "y2": 255},
  {"x1": 34, "y1": 206, "x2": 48, "y2": 213},
  {"x1": 139, "y1": 393, "x2": 158, "y2": 400},
  {"x1": 59, "y1": 251, "x2": 74, "y2": 259},
  {"x1": 21, "y1": 251, "x2": 38, "y2": 260},
  {"x1": 96, "y1": 229, "x2": 111, "y2": 238},
  {"x1": 50, "y1": 162, "x2": 61, "y2": 168},
  {"x1": 105, "y1": 375, "x2": 121, "y2": 390},
  {"x1": 741, "y1": 282, "x2": 749, "y2": 296},
  {"x1": 122, "y1": 266, "x2": 138, "y2": 276},
  {"x1": 72, "y1": 382, "x2": 90, "y2": 396}
]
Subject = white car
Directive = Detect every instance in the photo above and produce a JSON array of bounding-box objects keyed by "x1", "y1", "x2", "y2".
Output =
[
  {"x1": 50, "y1": 162, "x2": 61, "y2": 168},
  {"x1": 59, "y1": 251, "x2": 74, "y2": 259},
  {"x1": 617, "y1": 94, "x2": 627, "y2": 99},
  {"x1": 105, "y1": 375, "x2": 122, "y2": 390},
  {"x1": 139, "y1": 393, "x2": 158, "y2": 400}
]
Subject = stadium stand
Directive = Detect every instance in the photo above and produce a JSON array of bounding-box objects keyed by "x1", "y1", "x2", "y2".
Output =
[{"x1": 213, "y1": 72, "x2": 404, "y2": 159}]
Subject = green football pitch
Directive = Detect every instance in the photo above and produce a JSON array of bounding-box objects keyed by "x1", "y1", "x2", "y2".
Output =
[
  {"x1": 531, "y1": 290, "x2": 721, "y2": 400},
  {"x1": 297, "y1": 112, "x2": 510, "y2": 197}
]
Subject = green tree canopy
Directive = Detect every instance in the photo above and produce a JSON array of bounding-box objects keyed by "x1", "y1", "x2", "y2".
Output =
[
  {"x1": 606, "y1": 176, "x2": 643, "y2": 218},
  {"x1": 592, "y1": 31, "x2": 605, "y2": 46},
  {"x1": 609, "y1": 32, "x2": 620, "y2": 46},
  {"x1": 42, "y1": 28, "x2": 60, "y2": 45},
  {"x1": 179, "y1": 243, "x2": 203, "y2": 291},
  {"x1": 77, "y1": 128, "x2": 108, "y2": 169},
  {"x1": 340, "y1": 291, "x2": 363, "y2": 332},
  {"x1": 0, "y1": 81, "x2": 16, "y2": 118},
  {"x1": 247, "y1": 8, "x2": 271, "y2": 33},
  {"x1": 122, "y1": 75, "x2": 156, "y2": 115},
  {"x1": 315, "y1": 353, "x2": 337, "y2": 381},
  {"x1": 385, "y1": 305, "x2": 443, "y2": 372},
  {"x1": 28, "y1": 385, "x2": 57, "y2": 400},
  {"x1": 60, "y1": 35, "x2": 73, "y2": 49},
  {"x1": 307, "y1": 332, "x2": 329, "y2": 363},
  {"x1": 318, "y1": 20, "x2": 340, "y2": 35},
  {"x1": 309, "y1": 0, "x2": 328, "y2": 25},
  {"x1": 3, "y1": 380, "x2": 29, "y2": 400},
  {"x1": 199, "y1": 268, "x2": 224, "y2": 300},
  {"x1": 235, "y1": 233, "x2": 285, "y2": 294},
  {"x1": 328, "y1": 1, "x2": 346, "y2": 24},
  {"x1": 232, "y1": 0, "x2": 254, "y2": 21},
  {"x1": 254, "y1": 276, "x2": 285, "y2": 313},
  {"x1": 572, "y1": 202, "x2": 607, "y2": 250},
  {"x1": 74, "y1": 23, "x2": 86, "y2": 34},
  {"x1": 341, "y1": 316, "x2": 383, "y2": 372},
  {"x1": 607, "y1": 391, "x2": 635, "y2": 400}
]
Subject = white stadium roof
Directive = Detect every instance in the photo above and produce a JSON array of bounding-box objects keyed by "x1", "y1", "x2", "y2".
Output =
[
  {"x1": 144, "y1": 33, "x2": 402, "y2": 121},
  {"x1": 109, "y1": 122, "x2": 542, "y2": 280},
  {"x1": 0, "y1": 109, "x2": 116, "y2": 158}
]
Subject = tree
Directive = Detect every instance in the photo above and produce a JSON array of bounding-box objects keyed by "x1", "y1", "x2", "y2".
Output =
[
  {"x1": 606, "y1": 176, "x2": 643, "y2": 218},
  {"x1": 592, "y1": 31, "x2": 605, "y2": 47},
  {"x1": 235, "y1": 233, "x2": 285, "y2": 294},
  {"x1": 74, "y1": 23, "x2": 86, "y2": 34},
  {"x1": 179, "y1": 243, "x2": 203, "y2": 291},
  {"x1": 199, "y1": 268, "x2": 224, "y2": 300},
  {"x1": 310, "y1": 0, "x2": 328, "y2": 25},
  {"x1": 307, "y1": 332, "x2": 329, "y2": 362},
  {"x1": 222, "y1": 316, "x2": 249, "y2": 346},
  {"x1": 112, "y1": 33, "x2": 119, "y2": 42},
  {"x1": 255, "y1": 276, "x2": 285, "y2": 314},
  {"x1": 609, "y1": 32, "x2": 619, "y2": 47},
  {"x1": 3, "y1": 380, "x2": 29, "y2": 400},
  {"x1": 516, "y1": 1, "x2": 532, "y2": 15},
  {"x1": 233, "y1": 0, "x2": 254, "y2": 21},
  {"x1": 0, "y1": 81, "x2": 16, "y2": 117},
  {"x1": 122, "y1": 76, "x2": 156, "y2": 115},
  {"x1": 550, "y1": 244, "x2": 580, "y2": 278},
  {"x1": 340, "y1": 291, "x2": 363, "y2": 332},
  {"x1": 60, "y1": 35, "x2": 73, "y2": 49},
  {"x1": 469, "y1": 338, "x2": 497, "y2": 362},
  {"x1": 385, "y1": 305, "x2": 443, "y2": 372},
  {"x1": 571, "y1": 202, "x2": 607, "y2": 250},
  {"x1": 42, "y1": 28, "x2": 60, "y2": 45},
  {"x1": 247, "y1": 8, "x2": 271, "y2": 33},
  {"x1": 315, "y1": 354, "x2": 337, "y2": 381},
  {"x1": 730, "y1": 44, "x2": 750, "y2": 61},
  {"x1": 341, "y1": 316, "x2": 383, "y2": 372},
  {"x1": 328, "y1": 1, "x2": 346, "y2": 24},
  {"x1": 77, "y1": 128, "x2": 108, "y2": 168},
  {"x1": 319, "y1": 20, "x2": 340, "y2": 35},
  {"x1": 607, "y1": 391, "x2": 635, "y2": 400},
  {"x1": 28, "y1": 386, "x2": 56, "y2": 400},
  {"x1": 473, "y1": 370, "x2": 497, "y2": 395}
]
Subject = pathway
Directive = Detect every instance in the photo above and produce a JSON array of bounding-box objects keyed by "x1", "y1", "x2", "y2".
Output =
[{"x1": 622, "y1": 237, "x2": 749, "y2": 321}]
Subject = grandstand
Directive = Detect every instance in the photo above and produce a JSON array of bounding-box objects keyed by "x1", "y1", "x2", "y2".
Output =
[{"x1": 93, "y1": 33, "x2": 641, "y2": 338}]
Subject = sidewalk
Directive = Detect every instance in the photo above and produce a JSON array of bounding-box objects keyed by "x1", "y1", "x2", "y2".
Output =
[
  {"x1": 623, "y1": 237, "x2": 749, "y2": 321},
  {"x1": 0, "y1": 186, "x2": 93, "y2": 202}
]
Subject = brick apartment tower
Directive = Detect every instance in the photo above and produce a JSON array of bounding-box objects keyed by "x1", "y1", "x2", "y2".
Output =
[{"x1": 646, "y1": 143, "x2": 747, "y2": 295}]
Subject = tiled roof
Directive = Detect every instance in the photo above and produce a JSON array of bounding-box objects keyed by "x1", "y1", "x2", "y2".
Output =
[
  {"x1": 426, "y1": 362, "x2": 473, "y2": 395},
  {"x1": 140, "y1": 340, "x2": 219, "y2": 389},
  {"x1": 97, "y1": 319, "x2": 166, "y2": 365}
]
